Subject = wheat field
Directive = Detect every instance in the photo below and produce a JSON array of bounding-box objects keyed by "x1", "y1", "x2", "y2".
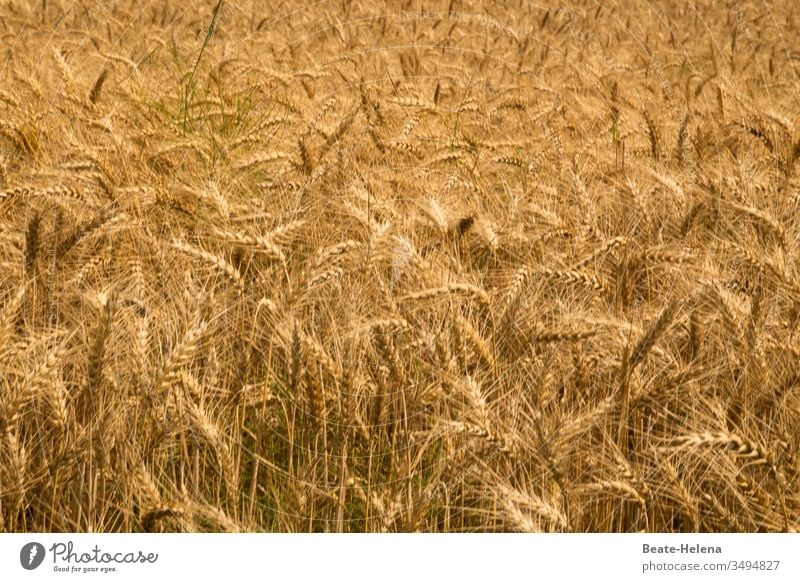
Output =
[{"x1": 0, "y1": 0, "x2": 799, "y2": 533}]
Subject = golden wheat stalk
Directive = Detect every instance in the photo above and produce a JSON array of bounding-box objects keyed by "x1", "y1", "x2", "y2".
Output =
[
  {"x1": 399, "y1": 283, "x2": 490, "y2": 308},
  {"x1": 152, "y1": 319, "x2": 208, "y2": 397},
  {"x1": 171, "y1": 240, "x2": 245, "y2": 291}
]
